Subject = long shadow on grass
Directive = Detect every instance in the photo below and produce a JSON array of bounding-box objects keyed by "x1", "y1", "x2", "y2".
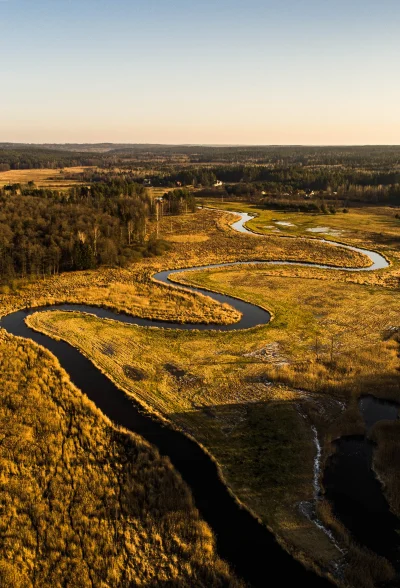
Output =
[{"x1": 178, "y1": 395, "x2": 400, "y2": 578}]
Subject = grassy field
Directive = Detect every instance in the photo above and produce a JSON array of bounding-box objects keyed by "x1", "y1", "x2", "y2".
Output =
[
  {"x1": 148, "y1": 186, "x2": 177, "y2": 198},
  {"x1": 203, "y1": 199, "x2": 400, "y2": 244},
  {"x1": 0, "y1": 265, "x2": 241, "y2": 325},
  {"x1": 2, "y1": 205, "x2": 399, "y2": 586},
  {"x1": 203, "y1": 200, "x2": 400, "y2": 279},
  {"x1": 0, "y1": 330, "x2": 241, "y2": 587},
  {"x1": 0, "y1": 166, "x2": 92, "y2": 189}
]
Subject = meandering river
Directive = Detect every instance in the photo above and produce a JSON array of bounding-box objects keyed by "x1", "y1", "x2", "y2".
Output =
[{"x1": 0, "y1": 209, "x2": 392, "y2": 586}]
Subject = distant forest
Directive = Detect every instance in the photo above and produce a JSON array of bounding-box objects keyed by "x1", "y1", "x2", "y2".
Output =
[
  {"x1": 1, "y1": 144, "x2": 399, "y2": 208},
  {"x1": 161, "y1": 166, "x2": 400, "y2": 199},
  {"x1": 1, "y1": 143, "x2": 400, "y2": 170},
  {"x1": 0, "y1": 180, "x2": 195, "y2": 287}
]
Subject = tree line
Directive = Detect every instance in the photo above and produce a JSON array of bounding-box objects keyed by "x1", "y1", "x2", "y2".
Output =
[
  {"x1": 0, "y1": 147, "x2": 108, "y2": 171},
  {"x1": 2, "y1": 144, "x2": 400, "y2": 171},
  {"x1": 0, "y1": 180, "x2": 195, "y2": 286}
]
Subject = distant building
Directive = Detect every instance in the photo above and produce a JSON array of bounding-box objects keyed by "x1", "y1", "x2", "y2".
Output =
[
  {"x1": 214, "y1": 180, "x2": 223, "y2": 187},
  {"x1": 143, "y1": 178, "x2": 152, "y2": 186}
]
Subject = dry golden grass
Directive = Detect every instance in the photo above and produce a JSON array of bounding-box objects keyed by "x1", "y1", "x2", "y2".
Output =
[
  {"x1": 204, "y1": 202, "x2": 400, "y2": 288},
  {"x1": 0, "y1": 166, "x2": 92, "y2": 188},
  {"x1": 0, "y1": 330, "x2": 241, "y2": 588},
  {"x1": 176, "y1": 267, "x2": 400, "y2": 400},
  {"x1": 27, "y1": 249, "x2": 400, "y2": 584},
  {"x1": 206, "y1": 200, "x2": 400, "y2": 250},
  {"x1": 165, "y1": 234, "x2": 210, "y2": 243},
  {"x1": 0, "y1": 267, "x2": 241, "y2": 325},
  {"x1": 160, "y1": 209, "x2": 373, "y2": 270}
]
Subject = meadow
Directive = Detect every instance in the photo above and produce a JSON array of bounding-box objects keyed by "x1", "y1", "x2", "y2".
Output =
[
  {"x1": 0, "y1": 208, "x2": 374, "y2": 318},
  {"x1": 0, "y1": 166, "x2": 90, "y2": 189},
  {"x1": 204, "y1": 199, "x2": 400, "y2": 266}
]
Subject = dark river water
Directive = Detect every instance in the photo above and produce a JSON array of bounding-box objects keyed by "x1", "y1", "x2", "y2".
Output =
[
  {"x1": 0, "y1": 210, "x2": 391, "y2": 586},
  {"x1": 323, "y1": 396, "x2": 400, "y2": 569}
]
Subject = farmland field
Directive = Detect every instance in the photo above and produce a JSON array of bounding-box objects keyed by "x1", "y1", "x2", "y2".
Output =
[{"x1": 0, "y1": 166, "x2": 93, "y2": 189}]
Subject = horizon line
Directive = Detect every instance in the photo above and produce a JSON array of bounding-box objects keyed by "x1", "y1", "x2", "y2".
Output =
[{"x1": 1, "y1": 142, "x2": 400, "y2": 148}]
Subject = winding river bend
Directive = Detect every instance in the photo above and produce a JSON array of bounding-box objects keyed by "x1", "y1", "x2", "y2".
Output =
[
  {"x1": 0, "y1": 210, "x2": 391, "y2": 587},
  {"x1": 324, "y1": 396, "x2": 400, "y2": 569}
]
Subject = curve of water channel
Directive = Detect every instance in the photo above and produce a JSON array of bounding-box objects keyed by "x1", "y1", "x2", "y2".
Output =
[
  {"x1": 0, "y1": 209, "x2": 390, "y2": 587},
  {"x1": 324, "y1": 396, "x2": 400, "y2": 569}
]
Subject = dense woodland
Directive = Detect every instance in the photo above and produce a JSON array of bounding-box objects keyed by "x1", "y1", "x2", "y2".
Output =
[
  {"x1": 0, "y1": 147, "x2": 106, "y2": 170},
  {"x1": 0, "y1": 179, "x2": 195, "y2": 286}
]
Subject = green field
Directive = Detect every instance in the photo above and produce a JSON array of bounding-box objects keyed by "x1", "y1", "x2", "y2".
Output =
[{"x1": 204, "y1": 199, "x2": 400, "y2": 247}]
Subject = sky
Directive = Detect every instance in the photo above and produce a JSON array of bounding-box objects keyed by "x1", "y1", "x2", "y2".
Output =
[{"x1": 0, "y1": 0, "x2": 399, "y2": 145}]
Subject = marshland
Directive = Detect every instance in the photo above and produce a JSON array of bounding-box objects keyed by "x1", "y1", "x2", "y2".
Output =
[{"x1": 0, "y1": 144, "x2": 399, "y2": 587}]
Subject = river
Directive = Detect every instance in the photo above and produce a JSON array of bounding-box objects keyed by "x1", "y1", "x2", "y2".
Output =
[{"x1": 0, "y1": 209, "x2": 392, "y2": 586}]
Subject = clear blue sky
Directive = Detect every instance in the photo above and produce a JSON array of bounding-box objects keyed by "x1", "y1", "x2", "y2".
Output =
[{"x1": 1, "y1": 0, "x2": 399, "y2": 144}]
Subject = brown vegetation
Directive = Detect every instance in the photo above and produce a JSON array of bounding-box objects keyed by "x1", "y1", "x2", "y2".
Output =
[
  {"x1": 0, "y1": 269, "x2": 241, "y2": 325},
  {"x1": 0, "y1": 331, "x2": 241, "y2": 587},
  {"x1": 0, "y1": 166, "x2": 90, "y2": 189},
  {"x1": 0, "y1": 208, "x2": 380, "y2": 324}
]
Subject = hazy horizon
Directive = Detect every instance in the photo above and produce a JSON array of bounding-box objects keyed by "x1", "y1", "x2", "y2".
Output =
[
  {"x1": 1, "y1": 0, "x2": 399, "y2": 144},
  {"x1": 2, "y1": 142, "x2": 400, "y2": 148}
]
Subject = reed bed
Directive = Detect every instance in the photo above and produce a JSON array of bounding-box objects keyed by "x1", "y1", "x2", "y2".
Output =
[{"x1": 0, "y1": 331, "x2": 241, "y2": 587}]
